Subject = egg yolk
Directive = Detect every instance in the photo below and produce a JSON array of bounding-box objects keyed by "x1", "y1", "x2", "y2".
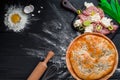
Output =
[{"x1": 11, "y1": 14, "x2": 21, "y2": 24}]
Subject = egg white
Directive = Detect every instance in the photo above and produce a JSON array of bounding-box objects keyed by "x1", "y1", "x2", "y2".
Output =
[{"x1": 4, "y1": 5, "x2": 29, "y2": 32}]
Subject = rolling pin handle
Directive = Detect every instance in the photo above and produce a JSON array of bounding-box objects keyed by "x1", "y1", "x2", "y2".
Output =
[
  {"x1": 44, "y1": 51, "x2": 55, "y2": 64},
  {"x1": 27, "y1": 51, "x2": 55, "y2": 80}
]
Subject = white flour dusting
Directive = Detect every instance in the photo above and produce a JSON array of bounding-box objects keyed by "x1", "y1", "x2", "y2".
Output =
[
  {"x1": 44, "y1": 38, "x2": 57, "y2": 47},
  {"x1": 4, "y1": 5, "x2": 30, "y2": 32},
  {"x1": 38, "y1": 10, "x2": 41, "y2": 13},
  {"x1": 42, "y1": 29, "x2": 57, "y2": 39},
  {"x1": 31, "y1": 14, "x2": 35, "y2": 16},
  {"x1": 25, "y1": 3, "x2": 77, "y2": 59},
  {"x1": 40, "y1": 6, "x2": 43, "y2": 9},
  {"x1": 116, "y1": 68, "x2": 120, "y2": 72},
  {"x1": 23, "y1": 48, "x2": 46, "y2": 58},
  {"x1": 28, "y1": 33, "x2": 58, "y2": 48},
  {"x1": 59, "y1": 46, "x2": 66, "y2": 52}
]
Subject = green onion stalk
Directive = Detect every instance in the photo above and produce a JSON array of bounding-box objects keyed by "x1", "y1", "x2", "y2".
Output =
[{"x1": 99, "y1": 0, "x2": 120, "y2": 24}]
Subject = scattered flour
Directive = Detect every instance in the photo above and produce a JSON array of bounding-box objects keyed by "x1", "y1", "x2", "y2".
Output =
[
  {"x1": 38, "y1": 10, "x2": 41, "y2": 13},
  {"x1": 40, "y1": 6, "x2": 43, "y2": 9},
  {"x1": 4, "y1": 5, "x2": 30, "y2": 32},
  {"x1": 31, "y1": 14, "x2": 35, "y2": 16}
]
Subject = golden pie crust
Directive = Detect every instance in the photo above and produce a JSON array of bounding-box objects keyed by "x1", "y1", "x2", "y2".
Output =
[{"x1": 66, "y1": 33, "x2": 118, "y2": 80}]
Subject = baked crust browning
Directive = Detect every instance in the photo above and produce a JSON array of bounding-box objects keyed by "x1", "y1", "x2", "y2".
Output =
[{"x1": 67, "y1": 33, "x2": 118, "y2": 80}]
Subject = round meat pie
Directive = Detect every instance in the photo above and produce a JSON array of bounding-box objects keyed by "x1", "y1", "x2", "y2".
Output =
[{"x1": 66, "y1": 33, "x2": 118, "y2": 80}]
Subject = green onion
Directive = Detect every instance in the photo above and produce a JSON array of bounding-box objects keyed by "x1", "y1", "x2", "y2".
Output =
[
  {"x1": 99, "y1": 0, "x2": 120, "y2": 24},
  {"x1": 96, "y1": 25, "x2": 102, "y2": 31},
  {"x1": 78, "y1": 26, "x2": 84, "y2": 30},
  {"x1": 75, "y1": 26, "x2": 84, "y2": 31},
  {"x1": 100, "y1": 0, "x2": 111, "y2": 10},
  {"x1": 108, "y1": 26, "x2": 114, "y2": 30},
  {"x1": 83, "y1": 20, "x2": 91, "y2": 27},
  {"x1": 110, "y1": 0, "x2": 117, "y2": 14},
  {"x1": 115, "y1": 0, "x2": 120, "y2": 16}
]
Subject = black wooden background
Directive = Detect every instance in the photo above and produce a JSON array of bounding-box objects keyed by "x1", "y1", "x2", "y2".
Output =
[{"x1": 0, "y1": 0, "x2": 120, "y2": 80}]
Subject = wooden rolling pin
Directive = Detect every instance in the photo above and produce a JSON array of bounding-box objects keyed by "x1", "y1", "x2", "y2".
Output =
[{"x1": 27, "y1": 51, "x2": 55, "y2": 80}]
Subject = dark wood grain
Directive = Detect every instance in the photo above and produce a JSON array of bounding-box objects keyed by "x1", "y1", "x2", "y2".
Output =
[{"x1": 0, "y1": 0, "x2": 120, "y2": 79}]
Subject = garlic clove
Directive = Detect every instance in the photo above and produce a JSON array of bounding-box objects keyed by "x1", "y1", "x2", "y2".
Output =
[{"x1": 24, "y1": 5, "x2": 34, "y2": 14}]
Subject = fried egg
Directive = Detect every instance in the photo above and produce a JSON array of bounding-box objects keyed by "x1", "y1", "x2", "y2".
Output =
[{"x1": 4, "y1": 5, "x2": 29, "y2": 32}]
